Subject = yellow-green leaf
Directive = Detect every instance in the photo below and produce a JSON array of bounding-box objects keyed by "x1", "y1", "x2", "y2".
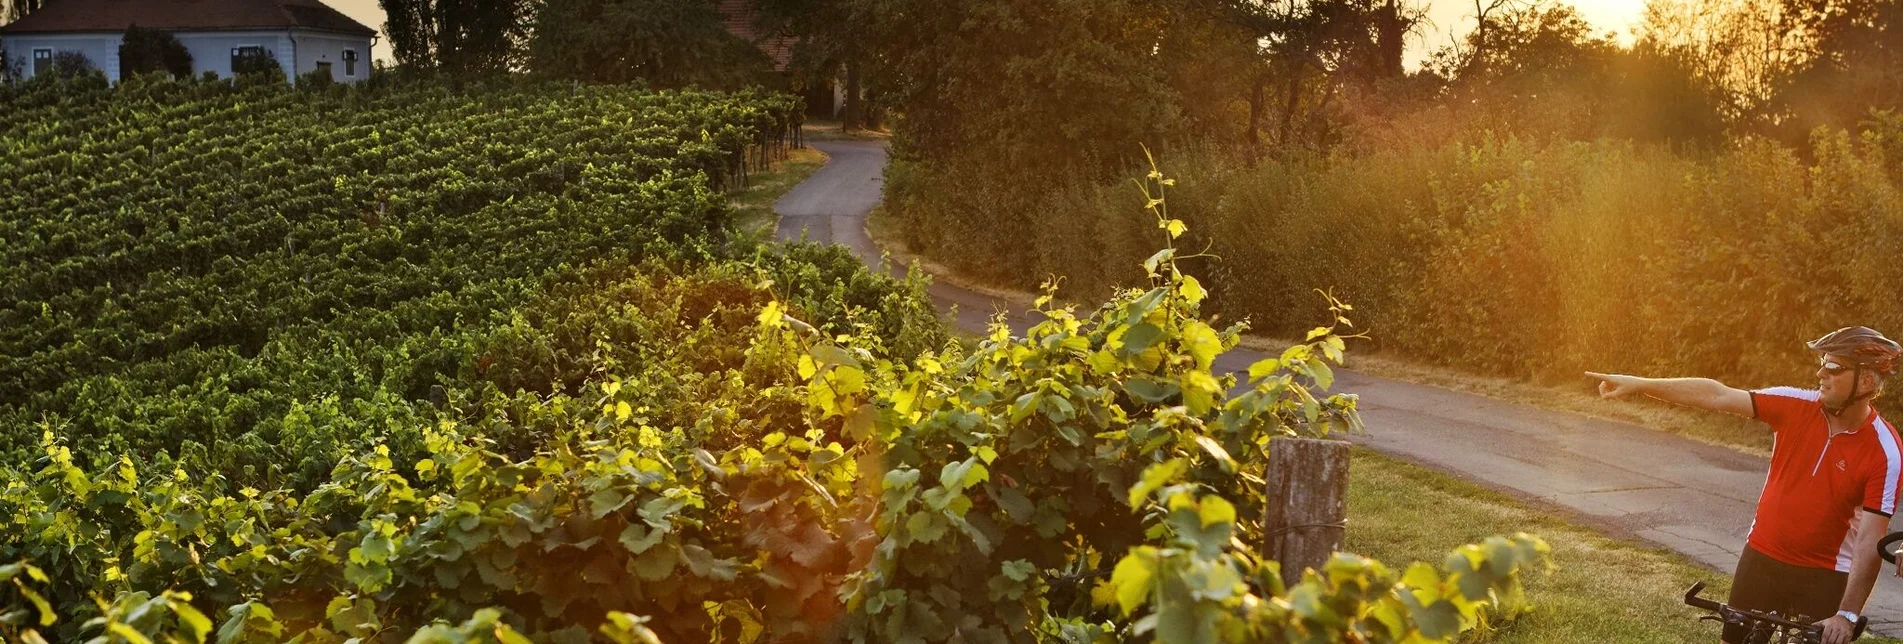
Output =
[
  {"x1": 17, "y1": 583, "x2": 53, "y2": 627},
  {"x1": 1197, "y1": 496, "x2": 1236, "y2": 528},
  {"x1": 108, "y1": 623, "x2": 154, "y2": 644},
  {"x1": 1109, "y1": 547, "x2": 1158, "y2": 616},
  {"x1": 1127, "y1": 458, "x2": 1185, "y2": 509},
  {"x1": 756, "y1": 301, "x2": 783, "y2": 328},
  {"x1": 1182, "y1": 321, "x2": 1221, "y2": 370},
  {"x1": 495, "y1": 624, "x2": 533, "y2": 644},
  {"x1": 1193, "y1": 434, "x2": 1234, "y2": 469},
  {"x1": 1179, "y1": 275, "x2": 1206, "y2": 305},
  {"x1": 172, "y1": 600, "x2": 213, "y2": 642}
]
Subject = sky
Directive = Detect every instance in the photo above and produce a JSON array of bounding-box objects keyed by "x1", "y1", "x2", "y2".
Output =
[
  {"x1": 326, "y1": 0, "x2": 391, "y2": 62},
  {"x1": 325, "y1": 0, "x2": 1654, "y2": 68}
]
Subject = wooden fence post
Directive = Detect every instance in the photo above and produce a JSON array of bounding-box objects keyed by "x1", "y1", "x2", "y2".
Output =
[{"x1": 1262, "y1": 437, "x2": 1350, "y2": 588}]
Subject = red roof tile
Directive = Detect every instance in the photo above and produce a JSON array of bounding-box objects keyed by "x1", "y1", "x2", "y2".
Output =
[{"x1": 0, "y1": 0, "x2": 376, "y2": 36}]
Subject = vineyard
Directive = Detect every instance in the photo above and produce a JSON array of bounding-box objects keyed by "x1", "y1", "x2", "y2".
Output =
[
  {"x1": 0, "y1": 74, "x2": 801, "y2": 486},
  {"x1": 0, "y1": 76, "x2": 1544, "y2": 642}
]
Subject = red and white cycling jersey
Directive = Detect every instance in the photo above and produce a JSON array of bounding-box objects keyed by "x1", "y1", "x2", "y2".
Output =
[{"x1": 1748, "y1": 387, "x2": 1903, "y2": 572}]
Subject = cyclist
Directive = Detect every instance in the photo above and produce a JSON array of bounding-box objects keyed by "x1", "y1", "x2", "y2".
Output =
[{"x1": 1588, "y1": 327, "x2": 1903, "y2": 644}]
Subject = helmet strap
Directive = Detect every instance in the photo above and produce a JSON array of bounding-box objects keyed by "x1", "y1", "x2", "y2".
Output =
[{"x1": 1827, "y1": 367, "x2": 1872, "y2": 418}]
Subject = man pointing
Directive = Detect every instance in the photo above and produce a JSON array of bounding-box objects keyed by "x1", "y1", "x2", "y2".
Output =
[{"x1": 1588, "y1": 327, "x2": 1903, "y2": 644}]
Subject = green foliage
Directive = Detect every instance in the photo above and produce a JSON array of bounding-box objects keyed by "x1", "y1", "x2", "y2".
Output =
[
  {"x1": 530, "y1": 0, "x2": 777, "y2": 89},
  {"x1": 898, "y1": 126, "x2": 1903, "y2": 407},
  {"x1": 843, "y1": 158, "x2": 1547, "y2": 643},
  {"x1": 1419, "y1": 3, "x2": 1728, "y2": 146},
  {"x1": 229, "y1": 48, "x2": 282, "y2": 78},
  {"x1": 0, "y1": 148, "x2": 1546, "y2": 642},
  {"x1": 0, "y1": 80, "x2": 802, "y2": 489},
  {"x1": 869, "y1": 0, "x2": 1741, "y2": 288},
  {"x1": 378, "y1": 0, "x2": 532, "y2": 76},
  {"x1": 1759, "y1": 0, "x2": 1903, "y2": 140},
  {"x1": 0, "y1": 560, "x2": 55, "y2": 643},
  {"x1": 0, "y1": 254, "x2": 942, "y2": 641},
  {"x1": 38, "y1": 51, "x2": 104, "y2": 82},
  {"x1": 83, "y1": 590, "x2": 215, "y2": 644}
]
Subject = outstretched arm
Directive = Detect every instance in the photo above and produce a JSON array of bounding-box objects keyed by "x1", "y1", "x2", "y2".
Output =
[{"x1": 1584, "y1": 372, "x2": 1755, "y2": 418}]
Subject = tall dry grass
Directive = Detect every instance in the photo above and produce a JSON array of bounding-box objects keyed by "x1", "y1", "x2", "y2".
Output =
[{"x1": 888, "y1": 120, "x2": 1903, "y2": 397}]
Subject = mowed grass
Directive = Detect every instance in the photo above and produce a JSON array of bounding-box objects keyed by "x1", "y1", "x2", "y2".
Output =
[
  {"x1": 1347, "y1": 447, "x2": 1903, "y2": 643},
  {"x1": 731, "y1": 146, "x2": 830, "y2": 235}
]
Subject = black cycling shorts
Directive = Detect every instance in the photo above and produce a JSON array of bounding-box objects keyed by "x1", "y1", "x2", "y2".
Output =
[{"x1": 1723, "y1": 544, "x2": 1847, "y2": 643}]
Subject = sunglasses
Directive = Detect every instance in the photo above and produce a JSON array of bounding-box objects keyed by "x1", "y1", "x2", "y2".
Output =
[{"x1": 1820, "y1": 359, "x2": 1854, "y2": 375}]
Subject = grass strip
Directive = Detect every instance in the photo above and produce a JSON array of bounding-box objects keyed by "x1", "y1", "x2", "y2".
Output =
[
  {"x1": 1348, "y1": 447, "x2": 1901, "y2": 642},
  {"x1": 731, "y1": 146, "x2": 830, "y2": 236}
]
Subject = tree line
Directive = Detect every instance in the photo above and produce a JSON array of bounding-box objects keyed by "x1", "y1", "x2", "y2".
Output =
[
  {"x1": 375, "y1": 0, "x2": 783, "y2": 89},
  {"x1": 5, "y1": 0, "x2": 1895, "y2": 147}
]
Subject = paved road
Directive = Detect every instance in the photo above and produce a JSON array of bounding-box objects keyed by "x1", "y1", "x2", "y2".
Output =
[{"x1": 775, "y1": 140, "x2": 1903, "y2": 634}]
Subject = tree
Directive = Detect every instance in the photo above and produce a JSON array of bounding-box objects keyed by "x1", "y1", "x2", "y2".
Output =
[
  {"x1": 1212, "y1": 0, "x2": 1426, "y2": 149},
  {"x1": 380, "y1": 0, "x2": 438, "y2": 69},
  {"x1": 231, "y1": 47, "x2": 281, "y2": 76},
  {"x1": 118, "y1": 24, "x2": 193, "y2": 78},
  {"x1": 755, "y1": 0, "x2": 878, "y2": 128},
  {"x1": 530, "y1": 0, "x2": 771, "y2": 88},
  {"x1": 435, "y1": 0, "x2": 528, "y2": 76},
  {"x1": 867, "y1": 0, "x2": 1177, "y2": 171},
  {"x1": 1640, "y1": 0, "x2": 1901, "y2": 138},
  {"x1": 378, "y1": 0, "x2": 529, "y2": 76},
  {"x1": 1154, "y1": 2, "x2": 1262, "y2": 143},
  {"x1": 45, "y1": 51, "x2": 99, "y2": 79},
  {"x1": 1641, "y1": 0, "x2": 1812, "y2": 124},
  {"x1": 1769, "y1": 0, "x2": 1903, "y2": 135}
]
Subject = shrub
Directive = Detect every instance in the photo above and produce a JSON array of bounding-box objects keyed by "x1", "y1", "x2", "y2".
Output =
[
  {"x1": 45, "y1": 51, "x2": 102, "y2": 80},
  {"x1": 230, "y1": 47, "x2": 281, "y2": 77},
  {"x1": 118, "y1": 24, "x2": 193, "y2": 78},
  {"x1": 887, "y1": 130, "x2": 1903, "y2": 400}
]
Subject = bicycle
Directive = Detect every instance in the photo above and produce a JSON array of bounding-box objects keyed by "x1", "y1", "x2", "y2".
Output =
[
  {"x1": 1680, "y1": 529, "x2": 1903, "y2": 644},
  {"x1": 1683, "y1": 581, "x2": 1868, "y2": 643}
]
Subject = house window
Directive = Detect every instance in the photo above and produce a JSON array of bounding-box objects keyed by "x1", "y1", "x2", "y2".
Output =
[
  {"x1": 342, "y1": 49, "x2": 357, "y2": 77},
  {"x1": 230, "y1": 45, "x2": 266, "y2": 73},
  {"x1": 32, "y1": 48, "x2": 52, "y2": 76}
]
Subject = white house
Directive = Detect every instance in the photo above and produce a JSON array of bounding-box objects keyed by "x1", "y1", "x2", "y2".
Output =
[{"x1": 0, "y1": 0, "x2": 376, "y2": 83}]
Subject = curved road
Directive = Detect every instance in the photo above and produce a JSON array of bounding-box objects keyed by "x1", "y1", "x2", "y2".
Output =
[{"x1": 775, "y1": 140, "x2": 1903, "y2": 634}]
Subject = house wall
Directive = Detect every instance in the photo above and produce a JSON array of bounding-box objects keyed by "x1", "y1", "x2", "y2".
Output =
[
  {"x1": 2, "y1": 29, "x2": 370, "y2": 83},
  {"x1": 290, "y1": 31, "x2": 372, "y2": 82},
  {"x1": 3, "y1": 32, "x2": 123, "y2": 80}
]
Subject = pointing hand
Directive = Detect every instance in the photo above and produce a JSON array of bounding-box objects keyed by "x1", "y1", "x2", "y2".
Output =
[{"x1": 1584, "y1": 372, "x2": 1641, "y2": 399}]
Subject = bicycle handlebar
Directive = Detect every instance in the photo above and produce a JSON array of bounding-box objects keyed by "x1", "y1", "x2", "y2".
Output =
[
  {"x1": 1880, "y1": 531, "x2": 1903, "y2": 564},
  {"x1": 1684, "y1": 581, "x2": 1868, "y2": 642}
]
